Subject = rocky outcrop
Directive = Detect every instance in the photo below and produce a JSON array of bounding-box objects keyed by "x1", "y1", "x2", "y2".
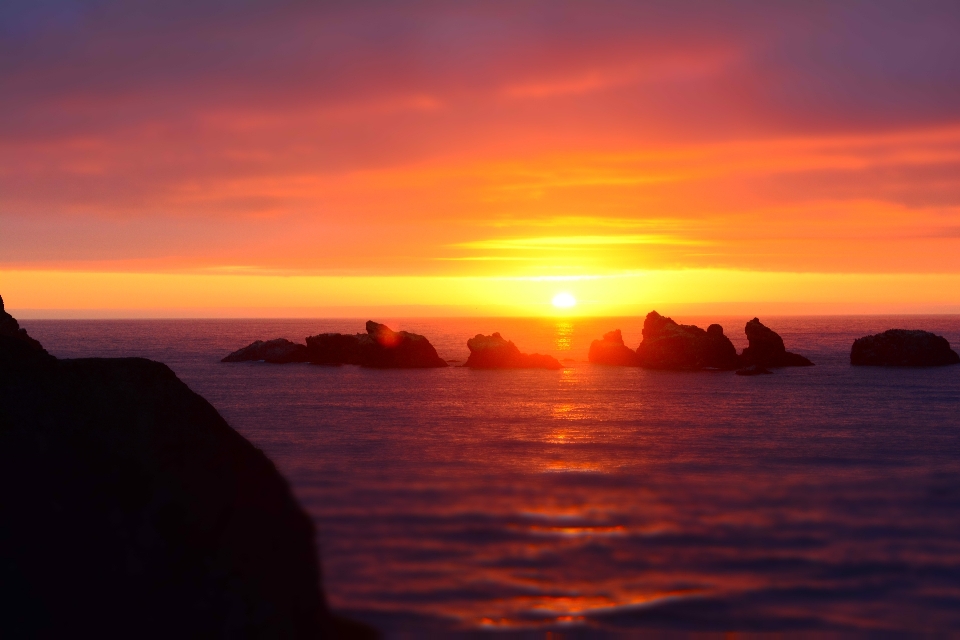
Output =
[
  {"x1": 465, "y1": 333, "x2": 563, "y2": 369},
  {"x1": 739, "y1": 318, "x2": 813, "y2": 368},
  {"x1": 736, "y1": 364, "x2": 773, "y2": 376},
  {"x1": 224, "y1": 321, "x2": 447, "y2": 368},
  {"x1": 357, "y1": 321, "x2": 447, "y2": 368},
  {"x1": 0, "y1": 303, "x2": 373, "y2": 638},
  {"x1": 0, "y1": 294, "x2": 55, "y2": 373},
  {"x1": 222, "y1": 338, "x2": 310, "y2": 363},
  {"x1": 305, "y1": 321, "x2": 447, "y2": 368},
  {"x1": 635, "y1": 311, "x2": 739, "y2": 370},
  {"x1": 851, "y1": 329, "x2": 960, "y2": 366},
  {"x1": 588, "y1": 329, "x2": 641, "y2": 366}
]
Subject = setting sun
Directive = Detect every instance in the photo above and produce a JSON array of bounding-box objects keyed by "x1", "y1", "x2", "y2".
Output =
[{"x1": 552, "y1": 292, "x2": 577, "y2": 309}]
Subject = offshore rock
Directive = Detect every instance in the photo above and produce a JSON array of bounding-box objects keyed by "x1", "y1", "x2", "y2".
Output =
[
  {"x1": 736, "y1": 364, "x2": 774, "y2": 376},
  {"x1": 851, "y1": 329, "x2": 960, "y2": 366},
  {"x1": 305, "y1": 321, "x2": 447, "y2": 368},
  {"x1": 357, "y1": 321, "x2": 447, "y2": 368},
  {"x1": 221, "y1": 338, "x2": 310, "y2": 363},
  {"x1": 0, "y1": 304, "x2": 373, "y2": 639},
  {"x1": 305, "y1": 332, "x2": 362, "y2": 365},
  {"x1": 739, "y1": 318, "x2": 814, "y2": 368},
  {"x1": 588, "y1": 329, "x2": 641, "y2": 366},
  {"x1": 465, "y1": 332, "x2": 563, "y2": 369},
  {"x1": 636, "y1": 311, "x2": 740, "y2": 370}
]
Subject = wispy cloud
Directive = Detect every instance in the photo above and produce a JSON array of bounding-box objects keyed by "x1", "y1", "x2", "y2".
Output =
[{"x1": 455, "y1": 234, "x2": 705, "y2": 250}]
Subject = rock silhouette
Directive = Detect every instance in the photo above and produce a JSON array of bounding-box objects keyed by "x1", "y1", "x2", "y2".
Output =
[
  {"x1": 739, "y1": 318, "x2": 814, "y2": 368},
  {"x1": 736, "y1": 364, "x2": 773, "y2": 376},
  {"x1": 635, "y1": 311, "x2": 740, "y2": 370},
  {"x1": 0, "y1": 296, "x2": 47, "y2": 357},
  {"x1": 851, "y1": 329, "x2": 960, "y2": 366},
  {"x1": 305, "y1": 321, "x2": 447, "y2": 368},
  {"x1": 0, "y1": 302, "x2": 373, "y2": 638},
  {"x1": 221, "y1": 338, "x2": 310, "y2": 363},
  {"x1": 224, "y1": 321, "x2": 447, "y2": 368},
  {"x1": 588, "y1": 329, "x2": 641, "y2": 366},
  {"x1": 465, "y1": 332, "x2": 563, "y2": 369}
]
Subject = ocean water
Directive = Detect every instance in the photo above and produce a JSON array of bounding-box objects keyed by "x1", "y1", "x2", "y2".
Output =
[{"x1": 21, "y1": 316, "x2": 960, "y2": 636}]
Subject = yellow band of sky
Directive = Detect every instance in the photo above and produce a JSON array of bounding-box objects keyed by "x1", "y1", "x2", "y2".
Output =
[{"x1": 5, "y1": 269, "x2": 960, "y2": 318}]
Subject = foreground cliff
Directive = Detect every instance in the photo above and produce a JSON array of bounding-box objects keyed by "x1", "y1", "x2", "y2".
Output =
[{"x1": 0, "y1": 296, "x2": 372, "y2": 639}]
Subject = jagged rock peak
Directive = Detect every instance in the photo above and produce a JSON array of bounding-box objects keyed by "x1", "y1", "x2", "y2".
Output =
[
  {"x1": 636, "y1": 311, "x2": 739, "y2": 370},
  {"x1": 588, "y1": 329, "x2": 641, "y2": 366},
  {"x1": 740, "y1": 318, "x2": 813, "y2": 368},
  {"x1": 0, "y1": 294, "x2": 48, "y2": 357}
]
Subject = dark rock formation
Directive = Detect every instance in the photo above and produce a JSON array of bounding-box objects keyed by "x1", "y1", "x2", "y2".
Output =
[
  {"x1": 306, "y1": 332, "x2": 363, "y2": 365},
  {"x1": 588, "y1": 329, "x2": 641, "y2": 366},
  {"x1": 0, "y1": 305, "x2": 373, "y2": 639},
  {"x1": 222, "y1": 338, "x2": 310, "y2": 363},
  {"x1": 465, "y1": 333, "x2": 563, "y2": 369},
  {"x1": 736, "y1": 364, "x2": 773, "y2": 376},
  {"x1": 0, "y1": 297, "x2": 47, "y2": 359},
  {"x1": 635, "y1": 311, "x2": 740, "y2": 370},
  {"x1": 305, "y1": 321, "x2": 447, "y2": 368},
  {"x1": 356, "y1": 321, "x2": 447, "y2": 368},
  {"x1": 739, "y1": 318, "x2": 814, "y2": 368},
  {"x1": 224, "y1": 321, "x2": 447, "y2": 369},
  {"x1": 851, "y1": 329, "x2": 960, "y2": 366}
]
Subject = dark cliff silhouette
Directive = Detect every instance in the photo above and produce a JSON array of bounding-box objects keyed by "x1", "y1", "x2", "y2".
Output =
[
  {"x1": 465, "y1": 333, "x2": 563, "y2": 369},
  {"x1": 224, "y1": 321, "x2": 446, "y2": 368},
  {"x1": 851, "y1": 329, "x2": 960, "y2": 366},
  {"x1": 0, "y1": 296, "x2": 373, "y2": 639}
]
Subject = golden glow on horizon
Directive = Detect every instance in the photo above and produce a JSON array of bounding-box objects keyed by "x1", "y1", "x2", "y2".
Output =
[{"x1": 5, "y1": 269, "x2": 960, "y2": 318}]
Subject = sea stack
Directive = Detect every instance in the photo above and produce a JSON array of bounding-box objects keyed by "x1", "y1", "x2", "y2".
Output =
[
  {"x1": 0, "y1": 298, "x2": 372, "y2": 638},
  {"x1": 851, "y1": 329, "x2": 960, "y2": 366},
  {"x1": 465, "y1": 333, "x2": 563, "y2": 369},
  {"x1": 223, "y1": 320, "x2": 448, "y2": 368},
  {"x1": 588, "y1": 329, "x2": 641, "y2": 366},
  {"x1": 635, "y1": 311, "x2": 740, "y2": 370},
  {"x1": 738, "y1": 318, "x2": 813, "y2": 368},
  {"x1": 221, "y1": 338, "x2": 311, "y2": 363}
]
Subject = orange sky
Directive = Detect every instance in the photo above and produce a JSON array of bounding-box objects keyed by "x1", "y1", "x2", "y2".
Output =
[{"x1": 3, "y1": 1, "x2": 960, "y2": 316}]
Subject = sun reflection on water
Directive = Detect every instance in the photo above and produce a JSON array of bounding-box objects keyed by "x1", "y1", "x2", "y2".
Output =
[{"x1": 554, "y1": 321, "x2": 573, "y2": 352}]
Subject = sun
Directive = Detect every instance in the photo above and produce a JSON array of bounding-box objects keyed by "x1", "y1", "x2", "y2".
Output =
[{"x1": 552, "y1": 292, "x2": 577, "y2": 309}]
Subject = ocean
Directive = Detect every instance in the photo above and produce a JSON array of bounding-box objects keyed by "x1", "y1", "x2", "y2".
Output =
[{"x1": 21, "y1": 315, "x2": 960, "y2": 636}]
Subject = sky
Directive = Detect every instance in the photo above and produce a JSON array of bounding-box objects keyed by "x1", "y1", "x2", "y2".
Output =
[{"x1": 3, "y1": 0, "x2": 960, "y2": 316}]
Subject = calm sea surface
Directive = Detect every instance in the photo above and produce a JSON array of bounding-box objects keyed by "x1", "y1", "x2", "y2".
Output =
[{"x1": 21, "y1": 316, "x2": 960, "y2": 636}]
